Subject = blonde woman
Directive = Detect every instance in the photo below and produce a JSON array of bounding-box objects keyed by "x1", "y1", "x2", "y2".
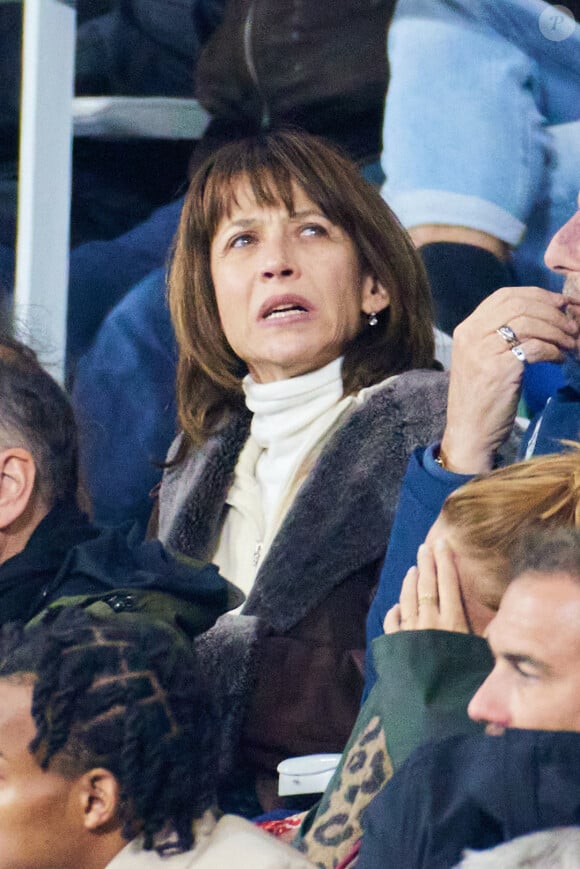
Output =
[{"x1": 300, "y1": 446, "x2": 580, "y2": 868}]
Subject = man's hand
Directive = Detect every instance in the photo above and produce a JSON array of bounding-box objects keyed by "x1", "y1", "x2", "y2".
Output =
[
  {"x1": 440, "y1": 286, "x2": 580, "y2": 474},
  {"x1": 384, "y1": 540, "x2": 469, "y2": 634}
]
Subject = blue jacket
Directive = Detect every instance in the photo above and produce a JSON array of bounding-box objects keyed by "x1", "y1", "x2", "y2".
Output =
[{"x1": 364, "y1": 355, "x2": 580, "y2": 698}]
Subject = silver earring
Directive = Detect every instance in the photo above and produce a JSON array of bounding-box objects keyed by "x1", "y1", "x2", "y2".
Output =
[{"x1": 368, "y1": 312, "x2": 378, "y2": 327}]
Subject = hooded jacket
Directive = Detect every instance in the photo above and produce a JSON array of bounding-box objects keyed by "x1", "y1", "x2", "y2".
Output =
[{"x1": 0, "y1": 500, "x2": 241, "y2": 637}]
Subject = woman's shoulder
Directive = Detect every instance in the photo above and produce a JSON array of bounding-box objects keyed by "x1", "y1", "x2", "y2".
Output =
[
  {"x1": 165, "y1": 411, "x2": 251, "y2": 477},
  {"x1": 157, "y1": 433, "x2": 203, "y2": 542},
  {"x1": 157, "y1": 415, "x2": 251, "y2": 547},
  {"x1": 354, "y1": 368, "x2": 449, "y2": 427},
  {"x1": 359, "y1": 368, "x2": 449, "y2": 402}
]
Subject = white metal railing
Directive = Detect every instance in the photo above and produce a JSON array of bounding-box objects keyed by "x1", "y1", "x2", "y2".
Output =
[
  {"x1": 10, "y1": 1, "x2": 208, "y2": 383},
  {"x1": 13, "y1": 0, "x2": 76, "y2": 383}
]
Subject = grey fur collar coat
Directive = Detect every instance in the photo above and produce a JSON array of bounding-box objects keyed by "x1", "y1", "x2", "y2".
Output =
[{"x1": 158, "y1": 369, "x2": 448, "y2": 781}]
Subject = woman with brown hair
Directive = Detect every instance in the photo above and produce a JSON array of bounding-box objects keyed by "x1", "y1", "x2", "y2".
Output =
[{"x1": 156, "y1": 130, "x2": 447, "y2": 811}]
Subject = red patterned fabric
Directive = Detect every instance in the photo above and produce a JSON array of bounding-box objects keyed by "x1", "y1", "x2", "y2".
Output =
[{"x1": 256, "y1": 812, "x2": 305, "y2": 844}]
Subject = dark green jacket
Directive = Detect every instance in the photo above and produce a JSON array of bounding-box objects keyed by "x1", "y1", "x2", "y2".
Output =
[{"x1": 297, "y1": 630, "x2": 493, "y2": 869}]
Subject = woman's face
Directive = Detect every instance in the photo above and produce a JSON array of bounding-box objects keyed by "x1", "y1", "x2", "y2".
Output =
[
  {"x1": 210, "y1": 177, "x2": 389, "y2": 383},
  {"x1": 425, "y1": 515, "x2": 500, "y2": 635}
]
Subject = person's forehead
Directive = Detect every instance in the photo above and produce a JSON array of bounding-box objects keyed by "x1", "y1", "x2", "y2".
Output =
[
  {"x1": 0, "y1": 680, "x2": 36, "y2": 755},
  {"x1": 489, "y1": 572, "x2": 580, "y2": 659},
  {"x1": 220, "y1": 177, "x2": 319, "y2": 221},
  {"x1": 424, "y1": 515, "x2": 473, "y2": 562},
  {"x1": 424, "y1": 514, "x2": 448, "y2": 545}
]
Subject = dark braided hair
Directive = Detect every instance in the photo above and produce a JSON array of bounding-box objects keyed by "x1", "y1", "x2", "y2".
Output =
[{"x1": 0, "y1": 607, "x2": 217, "y2": 853}]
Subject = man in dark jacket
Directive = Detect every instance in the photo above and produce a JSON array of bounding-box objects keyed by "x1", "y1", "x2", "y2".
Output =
[
  {"x1": 357, "y1": 527, "x2": 580, "y2": 868},
  {"x1": 0, "y1": 335, "x2": 241, "y2": 631}
]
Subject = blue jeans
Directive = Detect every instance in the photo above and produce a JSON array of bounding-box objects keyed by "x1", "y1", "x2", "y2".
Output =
[{"x1": 381, "y1": 0, "x2": 580, "y2": 293}]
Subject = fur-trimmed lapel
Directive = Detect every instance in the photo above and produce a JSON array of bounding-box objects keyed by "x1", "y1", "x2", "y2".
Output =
[
  {"x1": 160, "y1": 370, "x2": 448, "y2": 633},
  {"x1": 243, "y1": 370, "x2": 448, "y2": 631},
  {"x1": 160, "y1": 411, "x2": 251, "y2": 558}
]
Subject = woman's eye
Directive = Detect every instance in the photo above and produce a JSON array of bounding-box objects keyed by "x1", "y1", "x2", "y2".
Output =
[
  {"x1": 301, "y1": 223, "x2": 328, "y2": 237},
  {"x1": 229, "y1": 233, "x2": 255, "y2": 249}
]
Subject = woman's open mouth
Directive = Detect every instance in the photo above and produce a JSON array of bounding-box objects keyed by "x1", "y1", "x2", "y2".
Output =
[
  {"x1": 259, "y1": 295, "x2": 313, "y2": 321},
  {"x1": 265, "y1": 304, "x2": 308, "y2": 320}
]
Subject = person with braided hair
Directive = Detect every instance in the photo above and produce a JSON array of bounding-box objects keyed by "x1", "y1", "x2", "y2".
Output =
[{"x1": 0, "y1": 606, "x2": 315, "y2": 868}]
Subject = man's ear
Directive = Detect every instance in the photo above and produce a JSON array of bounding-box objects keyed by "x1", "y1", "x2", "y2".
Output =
[
  {"x1": 79, "y1": 769, "x2": 121, "y2": 832},
  {"x1": 0, "y1": 447, "x2": 37, "y2": 530},
  {"x1": 361, "y1": 276, "x2": 390, "y2": 315}
]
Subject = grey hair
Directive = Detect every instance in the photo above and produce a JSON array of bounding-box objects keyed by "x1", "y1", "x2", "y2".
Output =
[
  {"x1": 509, "y1": 526, "x2": 580, "y2": 586},
  {"x1": 0, "y1": 336, "x2": 78, "y2": 506}
]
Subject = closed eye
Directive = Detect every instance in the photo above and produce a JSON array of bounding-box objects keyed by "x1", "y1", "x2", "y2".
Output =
[
  {"x1": 504, "y1": 653, "x2": 546, "y2": 680},
  {"x1": 513, "y1": 662, "x2": 539, "y2": 680}
]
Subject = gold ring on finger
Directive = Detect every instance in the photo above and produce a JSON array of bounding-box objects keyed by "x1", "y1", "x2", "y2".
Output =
[{"x1": 418, "y1": 594, "x2": 438, "y2": 606}]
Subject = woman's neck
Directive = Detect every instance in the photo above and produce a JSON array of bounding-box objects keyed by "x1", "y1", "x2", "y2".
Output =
[{"x1": 243, "y1": 357, "x2": 344, "y2": 448}]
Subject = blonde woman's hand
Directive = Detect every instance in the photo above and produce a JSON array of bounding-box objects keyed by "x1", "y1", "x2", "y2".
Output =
[{"x1": 384, "y1": 540, "x2": 470, "y2": 634}]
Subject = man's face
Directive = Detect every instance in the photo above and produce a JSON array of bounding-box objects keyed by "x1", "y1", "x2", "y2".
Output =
[
  {"x1": 467, "y1": 572, "x2": 580, "y2": 734},
  {"x1": 545, "y1": 191, "x2": 580, "y2": 301},
  {"x1": 0, "y1": 678, "x2": 86, "y2": 869}
]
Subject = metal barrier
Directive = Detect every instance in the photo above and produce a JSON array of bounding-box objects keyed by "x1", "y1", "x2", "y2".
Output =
[{"x1": 10, "y1": 0, "x2": 208, "y2": 382}]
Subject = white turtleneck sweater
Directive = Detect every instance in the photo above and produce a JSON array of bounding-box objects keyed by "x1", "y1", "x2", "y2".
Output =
[{"x1": 212, "y1": 357, "x2": 358, "y2": 598}]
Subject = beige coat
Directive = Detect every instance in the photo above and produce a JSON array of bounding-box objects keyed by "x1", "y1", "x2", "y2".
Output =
[{"x1": 107, "y1": 815, "x2": 314, "y2": 869}]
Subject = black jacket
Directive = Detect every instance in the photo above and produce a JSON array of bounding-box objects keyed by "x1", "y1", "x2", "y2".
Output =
[
  {"x1": 0, "y1": 501, "x2": 240, "y2": 637},
  {"x1": 192, "y1": 0, "x2": 397, "y2": 165},
  {"x1": 357, "y1": 729, "x2": 580, "y2": 869}
]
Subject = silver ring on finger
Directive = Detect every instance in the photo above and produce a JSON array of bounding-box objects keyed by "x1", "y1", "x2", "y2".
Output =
[
  {"x1": 496, "y1": 324, "x2": 520, "y2": 349},
  {"x1": 511, "y1": 345, "x2": 527, "y2": 363}
]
